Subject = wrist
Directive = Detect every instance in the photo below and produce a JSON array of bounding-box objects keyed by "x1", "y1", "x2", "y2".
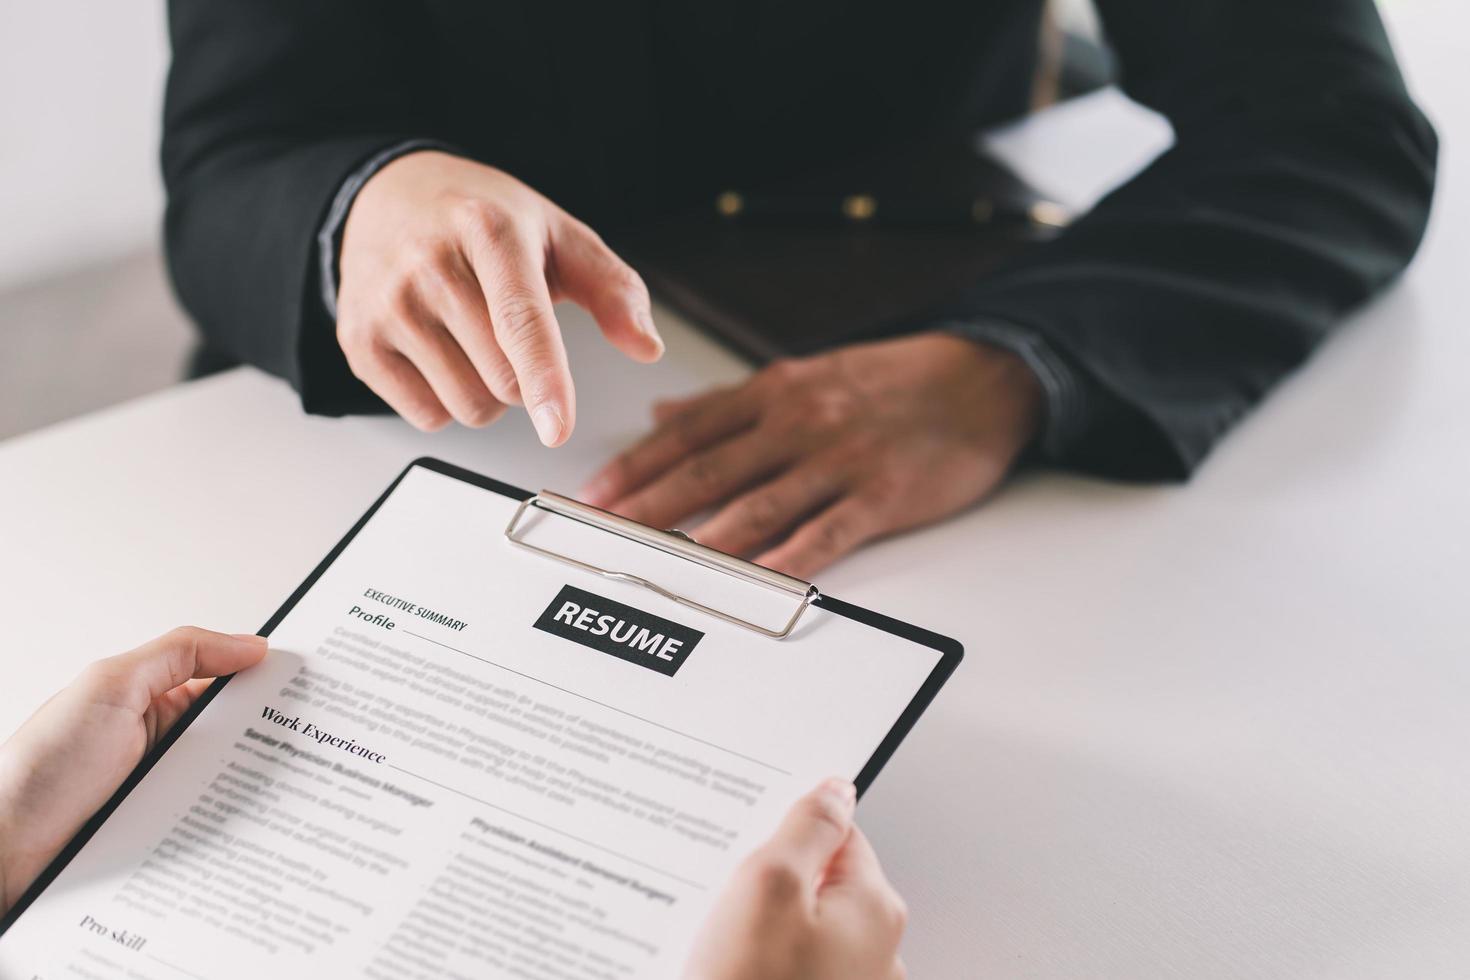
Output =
[
  {"x1": 912, "y1": 331, "x2": 1045, "y2": 453},
  {"x1": 317, "y1": 140, "x2": 459, "y2": 322}
]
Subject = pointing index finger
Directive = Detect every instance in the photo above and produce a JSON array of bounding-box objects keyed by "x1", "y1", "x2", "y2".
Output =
[{"x1": 466, "y1": 230, "x2": 574, "y2": 447}]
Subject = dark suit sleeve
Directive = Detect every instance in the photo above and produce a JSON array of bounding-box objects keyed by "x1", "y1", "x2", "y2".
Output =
[
  {"x1": 161, "y1": 0, "x2": 439, "y2": 414},
  {"x1": 948, "y1": 0, "x2": 1437, "y2": 479}
]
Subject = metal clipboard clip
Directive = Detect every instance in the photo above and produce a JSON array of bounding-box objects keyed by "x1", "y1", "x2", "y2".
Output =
[{"x1": 504, "y1": 490, "x2": 819, "y2": 639}]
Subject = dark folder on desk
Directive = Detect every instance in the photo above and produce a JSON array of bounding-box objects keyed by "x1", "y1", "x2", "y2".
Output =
[{"x1": 617, "y1": 138, "x2": 1067, "y2": 362}]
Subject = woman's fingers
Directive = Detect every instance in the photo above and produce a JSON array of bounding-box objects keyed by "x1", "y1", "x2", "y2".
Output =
[
  {"x1": 821, "y1": 827, "x2": 909, "y2": 943},
  {"x1": 82, "y1": 628, "x2": 267, "y2": 716},
  {"x1": 144, "y1": 680, "x2": 212, "y2": 747},
  {"x1": 821, "y1": 826, "x2": 890, "y2": 895},
  {"x1": 747, "y1": 779, "x2": 857, "y2": 893}
]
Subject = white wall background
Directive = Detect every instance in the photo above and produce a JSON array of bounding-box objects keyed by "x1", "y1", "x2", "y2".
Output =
[{"x1": 0, "y1": 3, "x2": 170, "y2": 290}]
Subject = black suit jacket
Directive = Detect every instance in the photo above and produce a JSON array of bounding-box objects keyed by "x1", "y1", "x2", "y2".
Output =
[{"x1": 161, "y1": 0, "x2": 1436, "y2": 480}]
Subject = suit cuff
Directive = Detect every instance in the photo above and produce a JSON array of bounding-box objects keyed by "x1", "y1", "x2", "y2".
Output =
[
  {"x1": 940, "y1": 318, "x2": 1091, "y2": 461},
  {"x1": 316, "y1": 139, "x2": 459, "y2": 321}
]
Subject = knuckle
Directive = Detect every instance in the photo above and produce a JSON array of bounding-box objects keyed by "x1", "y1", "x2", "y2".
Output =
[
  {"x1": 410, "y1": 254, "x2": 459, "y2": 297},
  {"x1": 849, "y1": 426, "x2": 886, "y2": 456},
  {"x1": 796, "y1": 465, "x2": 830, "y2": 499},
  {"x1": 613, "y1": 264, "x2": 649, "y2": 301},
  {"x1": 886, "y1": 893, "x2": 910, "y2": 933},
  {"x1": 459, "y1": 393, "x2": 502, "y2": 428},
  {"x1": 392, "y1": 388, "x2": 451, "y2": 432},
  {"x1": 158, "y1": 627, "x2": 205, "y2": 683},
  {"x1": 335, "y1": 316, "x2": 375, "y2": 359},
  {"x1": 598, "y1": 455, "x2": 631, "y2": 490},
  {"x1": 742, "y1": 492, "x2": 784, "y2": 535},
  {"x1": 825, "y1": 440, "x2": 874, "y2": 477},
  {"x1": 801, "y1": 790, "x2": 850, "y2": 834},
  {"x1": 411, "y1": 406, "x2": 452, "y2": 432},
  {"x1": 761, "y1": 357, "x2": 800, "y2": 385},
  {"x1": 566, "y1": 216, "x2": 606, "y2": 247},
  {"x1": 385, "y1": 282, "x2": 422, "y2": 326},
  {"x1": 341, "y1": 343, "x2": 385, "y2": 385},
  {"x1": 484, "y1": 364, "x2": 522, "y2": 401},
  {"x1": 760, "y1": 404, "x2": 804, "y2": 440},
  {"x1": 666, "y1": 412, "x2": 704, "y2": 454},
  {"x1": 746, "y1": 855, "x2": 803, "y2": 903},
  {"x1": 808, "y1": 390, "x2": 856, "y2": 428},
  {"x1": 402, "y1": 237, "x2": 450, "y2": 274},
  {"x1": 809, "y1": 516, "x2": 849, "y2": 556},
  {"x1": 684, "y1": 453, "x2": 723, "y2": 492},
  {"x1": 450, "y1": 197, "x2": 508, "y2": 238},
  {"x1": 78, "y1": 657, "x2": 124, "y2": 693},
  {"x1": 164, "y1": 625, "x2": 207, "y2": 648},
  {"x1": 860, "y1": 473, "x2": 904, "y2": 512},
  {"x1": 493, "y1": 288, "x2": 550, "y2": 345},
  {"x1": 561, "y1": 215, "x2": 612, "y2": 257},
  {"x1": 482, "y1": 213, "x2": 524, "y2": 250}
]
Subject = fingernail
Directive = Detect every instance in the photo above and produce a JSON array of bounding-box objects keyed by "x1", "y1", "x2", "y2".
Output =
[
  {"x1": 637, "y1": 309, "x2": 665, "y2": 356},
  {"x1": 819, "y1": 777, "x2": 857, "y2": 810},
  {"x1": 231, "y1": 633, "x2": 268, "y2": 648},
  {"x1": 531, "y1": 403, "x2": 566, "y2": 446}
]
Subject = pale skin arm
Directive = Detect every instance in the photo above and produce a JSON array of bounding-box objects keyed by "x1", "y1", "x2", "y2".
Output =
[{"x1": 0, "y1": 627, "x2": 268, "y2": 911}]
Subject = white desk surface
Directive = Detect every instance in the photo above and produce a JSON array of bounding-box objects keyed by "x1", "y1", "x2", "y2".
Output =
[{"x1": 3, "y1": 4, "x2": 1466, "y2": 976}]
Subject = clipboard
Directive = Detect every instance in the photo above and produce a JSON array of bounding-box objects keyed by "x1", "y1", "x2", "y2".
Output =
[{"x1": 1, "y1": 456, "x2": 963, "y2": 939}]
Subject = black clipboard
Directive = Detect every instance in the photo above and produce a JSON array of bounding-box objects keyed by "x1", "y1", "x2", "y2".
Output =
[{"x1": 1, "y1": 456, "x2": 962, "y2": 937}]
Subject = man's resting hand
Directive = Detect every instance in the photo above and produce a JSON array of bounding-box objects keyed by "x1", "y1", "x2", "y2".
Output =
[{"x1": 584, "y1": 332, "x2": 1043, "y2": 577}]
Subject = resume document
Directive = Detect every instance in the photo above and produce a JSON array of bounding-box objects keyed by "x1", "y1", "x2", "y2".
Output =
[{"x1": 0, "y1": 463, "x2": 954, "y2": 979}]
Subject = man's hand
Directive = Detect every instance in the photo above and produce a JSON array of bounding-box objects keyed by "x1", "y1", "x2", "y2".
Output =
[
  {"x1": 0, "y1": 628, "x2": 268, "y2": 914},
  {"x1": 583, "y1": 332, "x2": 1043, "y2": 577},
  {"x1": 338, "y1": 151, "x2": 664, "y2": 444},
  {"x1": 684, "y1": 779, "x2": 908, "y2": 980}
]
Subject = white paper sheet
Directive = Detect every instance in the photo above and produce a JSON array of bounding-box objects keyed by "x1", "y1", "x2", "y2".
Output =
[{"x1": 0, "y1": 464, "x2": 950, "y2": 979}]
